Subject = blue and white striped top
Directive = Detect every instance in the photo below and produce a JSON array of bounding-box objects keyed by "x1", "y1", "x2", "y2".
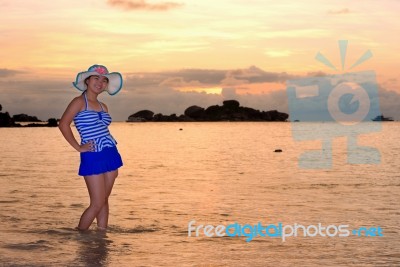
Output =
[{"x1": 73, "y1": 93, "x2": 117, "y2": 152}]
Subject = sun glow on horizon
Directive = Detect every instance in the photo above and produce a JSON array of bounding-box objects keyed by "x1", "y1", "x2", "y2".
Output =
[{"x1": 177, "y1": 87, "x2": 223, "y2": 95}]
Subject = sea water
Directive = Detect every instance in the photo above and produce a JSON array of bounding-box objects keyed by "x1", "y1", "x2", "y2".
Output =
[{"x1": 0, "y1": 122, "x2": 399, "y2": 266}]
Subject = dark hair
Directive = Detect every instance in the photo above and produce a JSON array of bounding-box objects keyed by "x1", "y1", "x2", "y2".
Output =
[{"x1": 84, "y1": 76, "x2": 91, "y2": 87}]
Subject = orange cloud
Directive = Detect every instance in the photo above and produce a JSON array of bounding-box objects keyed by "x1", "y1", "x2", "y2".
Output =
[
  {"x1": 107, "y1": 0, "x2": 183, "y2": 11},
  {"x1": 0, "y1": 68, "x2": 25, "y2": 77},
  {"x1": 125, "y1": 66, "x2": 299, "y2": 92},
  {"x1": 159, "y1": 77, "x2": 203, "y2": 88}
]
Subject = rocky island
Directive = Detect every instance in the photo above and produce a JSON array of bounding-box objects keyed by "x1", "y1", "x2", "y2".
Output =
[
  {"x1": 1, "y1": 100, "x2": 289, "y2": 127},
  {"x1": 0, "y1": 104, "x2": 58, "y2": 127},
  {"x1": 127, "y1": 100, "x2": 288, "y2": 122}
]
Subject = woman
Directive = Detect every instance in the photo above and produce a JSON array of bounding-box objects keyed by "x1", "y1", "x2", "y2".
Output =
[{"x1": 59, "y1": 64, "x2": 123, "y2": 231}]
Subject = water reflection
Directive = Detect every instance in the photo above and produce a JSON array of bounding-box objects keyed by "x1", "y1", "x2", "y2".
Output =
[{"x1": 75, "y1": 230, "x2": 111, "y2": 267}]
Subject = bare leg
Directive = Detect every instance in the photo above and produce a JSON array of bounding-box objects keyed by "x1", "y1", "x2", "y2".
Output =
[
  {"x1": 96, "y1": 170, "x2": 118, "y2": 229},
  {"x1": 78, "y1": 174, "x2": 106, "y2": 230}
]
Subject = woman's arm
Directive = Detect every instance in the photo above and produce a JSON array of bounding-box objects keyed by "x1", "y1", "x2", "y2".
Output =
[{"x1": 58, "y1": 96, "x2": 92, "y2": 152}]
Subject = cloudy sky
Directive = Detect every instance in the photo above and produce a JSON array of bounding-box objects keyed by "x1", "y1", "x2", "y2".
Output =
[{"x1": 0, "y1": 0, "x2": 399, "y2": 121}]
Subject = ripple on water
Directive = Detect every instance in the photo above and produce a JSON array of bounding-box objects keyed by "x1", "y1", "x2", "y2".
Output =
[
  {"x1": 37, "y1": 227, "x2": 77, "y2": 236},
  {"x1": 70, "y1": 203, "x2": 85, "y2": 208},
  {"x1": 5, "y1": 240, "x2": 52, "y2": 251},
  {"x1": 0, "y1": 200, "x2": 20, "y2": 204},
  {"x1": 108, "y1": 225, "x2": 160, "y2": 234}
]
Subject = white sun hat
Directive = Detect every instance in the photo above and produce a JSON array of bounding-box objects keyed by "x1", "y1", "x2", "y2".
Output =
[{"x1": 72, "y1": 64, "x2": 123, "y2": 95}]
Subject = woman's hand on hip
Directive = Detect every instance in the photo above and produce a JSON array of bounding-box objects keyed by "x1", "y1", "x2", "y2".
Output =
[{"x1": 79, "y1": 141, "x2": 95, "y2": 152}]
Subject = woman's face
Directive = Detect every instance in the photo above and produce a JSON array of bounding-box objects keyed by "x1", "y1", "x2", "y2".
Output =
[{"x1": 86, "y1": 75, "x2": 109, "y2": 94}]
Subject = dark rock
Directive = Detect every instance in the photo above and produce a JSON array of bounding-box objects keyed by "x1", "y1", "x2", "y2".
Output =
[
  {"x1": 179, "y1": 115, "x2": 194, "y2": 122},
  {"x1": 184, "y1": 105, "x2": 205, "y2": 119},
  {"x1": 47, "y1": 118, "x2": 58, "y2": 127},
  {"x1": 241, "y1": 107, "x2": 262, "y2": 121},
  {"x1": 0, "y1": 111, "x2": 16, "y2": 127},
  {"x1": 262, "y1": 110, "x2": 289, "y2": 121},
  {"x1": 150, "y1": 113, "x2": 194, "y2": 122},
  {"x1": 204, "y1": 105, "x2": 224, "y2": 121},
  {"x1": 153, "y1": 113, "x2": 177, "y2": 122},
  {"x1": 128, "y1": 110, "x2": 154, "y2": 121},
  {"x1": 12, "y1": 114, "x2": 41, "y2": 122},
  {"x1": 274, "y1": 149, "x2": 283, "y2": 153},
  {"x1": 222, "y1": 100, "x2": 240, "y2": 110}
]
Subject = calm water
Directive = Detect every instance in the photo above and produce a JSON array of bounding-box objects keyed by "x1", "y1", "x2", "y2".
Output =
[{"x1": 0, "y1": 122, "x2": 399, "y2": 266}]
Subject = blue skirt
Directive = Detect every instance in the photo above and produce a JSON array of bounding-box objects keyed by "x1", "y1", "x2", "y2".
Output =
[{"x1": 79, "y1": 146, "x2": 123, "y2": 176}]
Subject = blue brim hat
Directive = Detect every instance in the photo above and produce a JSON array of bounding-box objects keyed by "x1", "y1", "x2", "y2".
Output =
[{"x1": 72, "y1": 64, "x2": 123, "y2": 95}]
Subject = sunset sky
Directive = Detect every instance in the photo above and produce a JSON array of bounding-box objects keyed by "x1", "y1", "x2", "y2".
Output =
[{"x1": 0, "y1": 0, "x2": 399, "y2": 121}]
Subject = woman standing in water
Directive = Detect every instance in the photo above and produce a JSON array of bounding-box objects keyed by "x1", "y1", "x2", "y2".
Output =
[{"x1": 59, "y1": 64, "x2": 123, "y2": 231}]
